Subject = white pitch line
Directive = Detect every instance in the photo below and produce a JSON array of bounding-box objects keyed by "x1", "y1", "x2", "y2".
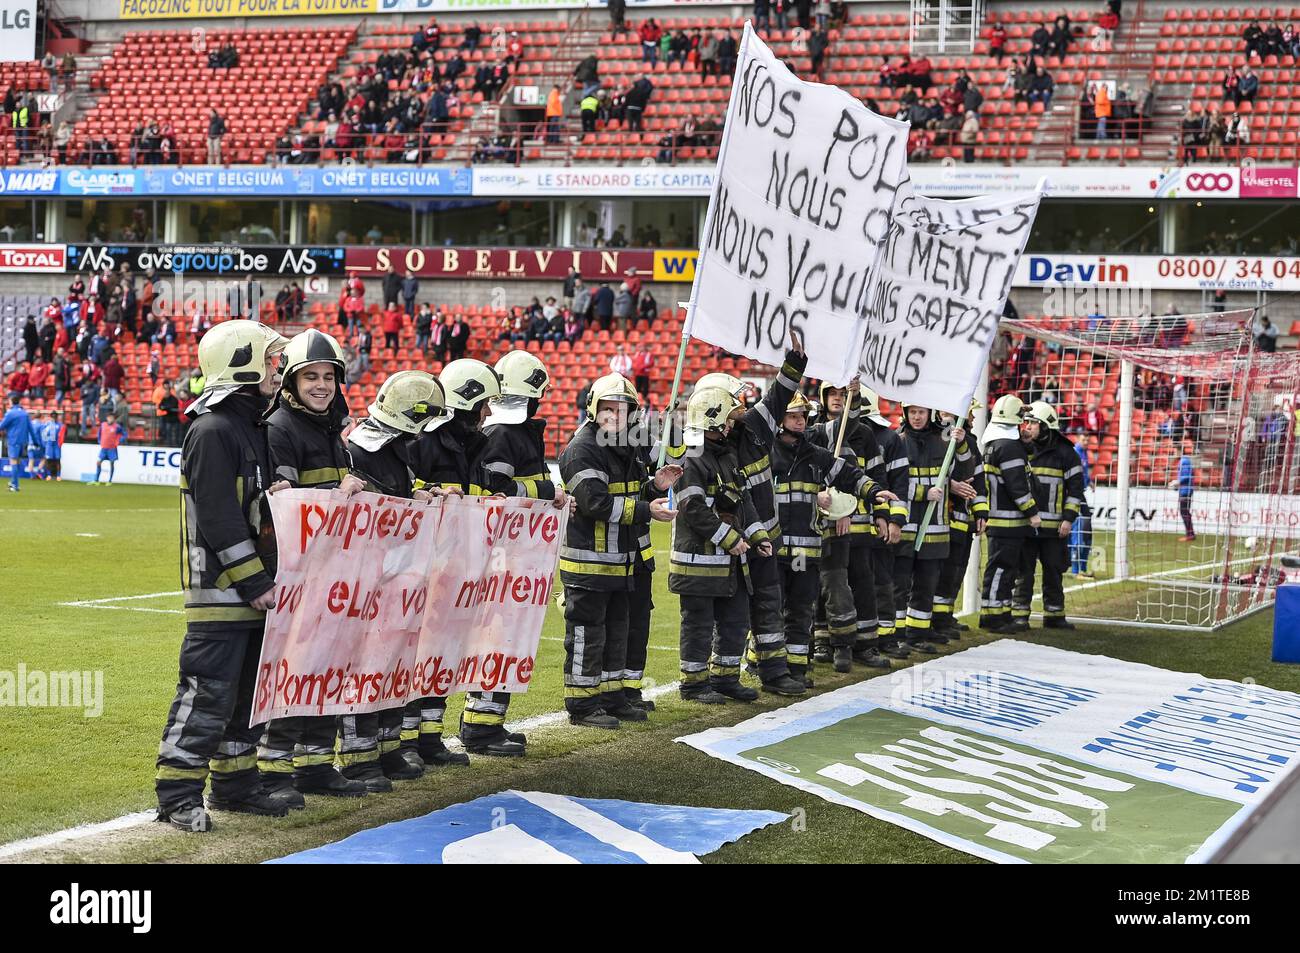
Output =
[
  {"x1": 1060, "y1": 550, "x2": 1274, "y2": 597},
  {"x1": 0, "y1": 811, "x2": 157, "y2": 861},
  {"x1": 60, "y1": 591, "x2": 185, "y2": 614}
]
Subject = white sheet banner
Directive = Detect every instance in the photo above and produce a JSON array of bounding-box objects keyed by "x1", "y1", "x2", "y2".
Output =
[
  {"x1": 858, "y1": 179, "x2": 1041, "y2": 416},
  {"x1": 685, "y1": 22, "x2": 910, "y2": 384},
  {"x1": 252, "y1": 489, "x2": 566, "y2": 723}
]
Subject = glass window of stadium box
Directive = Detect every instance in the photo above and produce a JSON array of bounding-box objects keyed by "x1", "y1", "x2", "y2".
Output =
[
  {"x1": 0, "y1": 200, "x2": 45, "y2": 242},
  {"x1": 303, "y1": 199, "x2": 413, "y2": 246},
  {"x1": 173, "y1": 201, "x2": 285, "y2": 244},
  {"x1": 60, "y1": 200, "x2": 159, "y2": 243},
  {"x1": 1177, "y1": 202, "x2": 1299, "y2": 256},
  {"x1": 1024, "y1": 201, "x2": 1162, "y2": 254},
  {"x1": 569, "y1": 198, "x2": 702, "y2": 248},
  {"x1": 424, "y1": 200, "x2": 555, "y2": 247}
]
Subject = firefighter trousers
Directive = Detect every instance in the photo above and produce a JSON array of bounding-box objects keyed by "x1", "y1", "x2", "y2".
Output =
[{"x1": 563, "y1": 586, "x2": 629, "y2": 715}]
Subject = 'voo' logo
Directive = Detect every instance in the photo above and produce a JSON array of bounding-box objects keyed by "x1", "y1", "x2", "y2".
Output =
[
  {"x1": 50, "y1": 883, "x2": 152, "y2": 933},
  {"x1": 1184, "y1": 173, "x2": 1234, "y2": 192}
]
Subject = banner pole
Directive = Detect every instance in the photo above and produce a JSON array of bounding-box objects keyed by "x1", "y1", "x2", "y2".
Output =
[
  {"x1": 913, "y1": 429, "x2": 959, "y2": 553},
  {"x1": 656, "y1": 314, "x2": 692, "y2": 470}
]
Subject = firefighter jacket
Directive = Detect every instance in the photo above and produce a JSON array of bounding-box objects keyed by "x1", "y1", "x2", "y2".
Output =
[
  {"x1": 179, "y1": 391, "x2": 276, "y2": 629},
  {"x1": 772, "y1": 432, "x2": 881, "y2": 562},
  {"x1": 668, "y1": 435, "x2": 761, "y2": 598}
]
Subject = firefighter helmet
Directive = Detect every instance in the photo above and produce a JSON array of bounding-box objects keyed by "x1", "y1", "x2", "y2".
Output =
[
  {"x1": 439, "y1": 359, "x2": 501, "y2": 412},
  {"x1": 368, "y1": 370, "x2": 445, "y2": 434}
]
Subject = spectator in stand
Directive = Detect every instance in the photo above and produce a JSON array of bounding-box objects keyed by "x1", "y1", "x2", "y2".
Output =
[
  {"x1": 415, "y1": 303, "x2": 434, "y2": 353},
  {"x1": 79, "y1": 371, "x2": 100, "y2": 435},
  {"x1": 640, "y1": 19, "x2": 663, "y2": 64},
  {"x1": 574, "y1": 53, "x2": 600, "y2": 92},
  {"x1": 462, "y1": 22, "x2": 482, "y2": 50},
  {"x1": 592, "y1": 282, "x2": 615, "y2": 331},
  {"x1": 625, "y1": 76, "x2": 654, "y2": 131},
  {"x1": 448, "y1": 313, "x2": 471, "y2": 360},
  {"x1": 907, "y1": 54, "x2": 934, "y2": 92},
  {"x1": 1029, "y1": 66, "x2": 1055, "y2": 108},
  {"x1": 563, "y1": 309, "x2": 584, "y2": 345},
  {"x1": 6, "y1": 360, "x2": 30, "y2": 399},
  {"x1": 774, "y1": 0, "x2": 790, "y2": 31},
  {"x1": 1284, "y1": 24, "x2": 1299, "y2": 57},
  {"x1": 572, "y1": 278, "x2": 592, "y2": 321},
  {"x1": 1238, "y1": 66, "x2": 1259, "y2": 104},
  {"x1": 546, "y1": 305, "x2": 566, "y2": 343},
  {"x1": 1254, "y1": 315, "x2": 1280, "y2": 352},
  {"x1": 960, "y1": 110, "x2": 980, "y2": 161},
  {"x1": 101, "y1": 350, "x2": 125, "y2": 403},
  {"x1": 1032, "y1": 22, "x2": 1052, "y2": 58},
  {"x1": 505, "y1": 31, "x2": 525, "y2": 65},
  {"x1": 152, "y1": 315, "x2": 176, "y2": 346},
  {"x1": 1243, "y1": 20, "x2": 1264, "y2": 59},
  {"x1": 580, "y1": 89, "x2": 601, "y2": 133},
  {"x1": 25, "y1": 359, "x2": 47, "y2": 401},
  {"x1": 1206, "y1": 106, "x2": 1226, "y2": 161},
  {"x1": 668, "y1": 30, "x2": 691, "y2": 67},
  {"x1": 1264, "y1": 21, "x2": 1284, "y2": 57},
  {"x1": 1082, "y1": 400, "x2": 1106, "y2": 435},
  {"x1": 1051, "y1": 15, "x2": 1072, "y2": 58},
  {"x1": 1096, "y1": 7, "x2": 1119, "y2": 50},
  {"x1": 38, "y1": 310, "x2": 57, "y2": 363},
  {"x1": 698, "y1": 33, "x2": 720, "y2": 77},
  {"x1": 638, "y1": 288, "x2": 658, "y2": 325},
  {"x1": 343, "y1": 290, "x2": 365, "y2": 334},
  {"x1": 157, "y1": 382, "x2": 180, "y2": 446},
  {"x1": 1094, "y1": 81, "x2": 1111, "y2": 139},
  {"x1": 207, "y1": 109, "x2": 226, "y2": 165},
  {"x1": 754, "y1": 0, "x2": 771, "y2": 32},
  {"x1": 795, "y1": 0, "x2": 812, "y2": 30},
  {"x1": 632, "y1": 343, "x2": 653, "y2": 400},
  {"x1": 609, "y1": 344, "x2": 633, "y2": 378},
  {"x1": 809, "y1": 28, "x2": 830, "y2": 77},
  {"x1": 563, "y1": 267, "x2": 580, "y2": 307},
  {"x1": 1225, "y1": 112, "x2": 1250, "y2": 155},
  {"x1": 613, "y1": 282, "x2": 635, "y2": 332},
  {"x1": 381, "y1": 302, "x2": 404, "y2": 351},
  {"x1": 401, "y1": 269, "x2": 419, "y2": 318},
  {"x1": 52, "y1": 352, "x2": 70, "y2": 404},
  {"x1": 22, "y1": 316, "x2": 38, "y2": 364},
  {"x1": 718, "y1": 31, "x2": 738, "y2": 76},
  {"x1": 609, "y1": 0, "x2": 628, "y2": 37},
  {"x1": 546, "y1": 85, "x2": 565, "y2": 143},
  {"x1": 828, "y1": 0, "x2": 847, "y2": 29},
  {"x1": 356, "y1": 326, "x2": 373, "y2": 374},
  {"x1": 989, "y1": 23, "x2": 1008, "y2": 63},
  {"x1": 427, "y1": 313, "x2": 449, "y2": 363}
]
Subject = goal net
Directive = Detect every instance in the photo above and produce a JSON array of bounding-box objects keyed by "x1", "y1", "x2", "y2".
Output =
[{"x1": 989, "y1": 307, "x2": 1300, "y2": 631}]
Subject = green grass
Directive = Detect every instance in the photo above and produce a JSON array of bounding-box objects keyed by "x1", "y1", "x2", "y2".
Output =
[{"x1": 0, "y1": 482, "x2": 1293, "y2": 863}]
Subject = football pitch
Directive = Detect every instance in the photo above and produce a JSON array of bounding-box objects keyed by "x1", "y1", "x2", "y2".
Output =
[{"x1": 0, "y1": 482, "x2": 1292, "y2": 864}]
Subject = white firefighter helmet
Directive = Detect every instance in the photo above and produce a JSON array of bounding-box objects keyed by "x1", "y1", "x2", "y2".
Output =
[
  {"x1": 695, "y1": 371, "x2": 746, "y2": 400},
  {"x1": 367, "y1": 370, "x2": 445, "y2": 434},
  {"x1": 990, "y1": 394, "x2": 1026, "y2": 426},
  {"x1": 495, "y1": 349, "x2": 550, "y2": 399},
  {"x1": 282, "y1": 328, "x2": 346, "y2": 383},
  {"x1": 190, "y1": 320, "x2": 289, "y2": 413},
  {"x1": 818, "y1": 488, "x2": 859, "y2": 520},
  {"x1": 1025, "y1": 399, "x2": 1060, "y2": 433},
  {"x1": 585, "y1": 372, "x2": 641, "y2": 422},
  {"x1": 685, "y1": 385, "x2": 740, "y2": 435},
  {"x1": 439, "y1": 358, "x2": 501, "y2": 412}
]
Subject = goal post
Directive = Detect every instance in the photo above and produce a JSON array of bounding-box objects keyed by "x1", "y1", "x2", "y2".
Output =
[{"x1": 967, "y1": 307, "x2": 1300, "y2": 632}]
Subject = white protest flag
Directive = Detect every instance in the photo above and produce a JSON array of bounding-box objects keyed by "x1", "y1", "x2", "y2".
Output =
[
  {"x1": 684, "y1": 22, "x2": 910, "y2": 384},
  {"x1": 858, "y1": 176, "x2": 1042, "y2": 416}
]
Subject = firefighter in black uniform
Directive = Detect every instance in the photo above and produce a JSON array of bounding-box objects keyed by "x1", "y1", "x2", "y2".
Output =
[
  {"x1": 341, "y1": 370, "x2": 447, "y2": 789},
  {"x1": 671, "y1": 385, "x2": 766, "y2": 704},
  {"x1": 1011, "y1": 400, "x2": 1083, "y2": 630},
  {"x1": 933, "y1": 400, "x2": 988, "y2": 638},
  {"x1": 860, "y1": 386, "x2": 912, "y2": 660},
  {"x1": 257, "y1": 329, "x2": 369, "y2": 800},
  {"x1": 893, "y1": 403, "x2": 975, "y2": 651},
  {"x1": 774, "y1": 390, "x2": 894, "y2": 681},
  {"x1": 559, "y1": 372, "x2": 680, "y2": 727},
  {"x1": 466, "y1": 349, "x2": 569, "y2": 755},
  {"x1": 809, "y1": 380, "x2": 894, "y2": 671},
  {"x1": 406, "y1": 357, "x2": 503, "y2": 765},
  {"x1": 155, "y1": 321, "x2": 291, "y2": 832},
  {"x1": 979, "y1": 394, "x2": 1038, "y2": 633},
  {"x1": 694, "y1": 330, "x2": 808, "y2": 694}
]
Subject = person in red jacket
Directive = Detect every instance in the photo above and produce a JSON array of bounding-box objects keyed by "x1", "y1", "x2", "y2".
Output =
[
  {"x1": 381, "y1": 302, "x2": 404, "y2": 351},
  {"x1": 989, "y1": 24, "x2": 1008, "y2": 63},
  {"x1": 639, "y1": 19, "x2": 663, "y2": 64},
  {"x1": 101, "y1": 350, "x2": 126, "y2": 402},
  {"x1": 7, "y1": 363, "x2": 30, "y2": 399},
  {"x1": 26, "y1": 359, "x2": 49, "y2": 399},
  {"x1": 631, "y1": 342, "x2": 654, "y2": 400}
]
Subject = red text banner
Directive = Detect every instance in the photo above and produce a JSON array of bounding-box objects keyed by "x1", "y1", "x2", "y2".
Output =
[{"x1": 252, "y1": 489, "x2": 566, "y2": 723}]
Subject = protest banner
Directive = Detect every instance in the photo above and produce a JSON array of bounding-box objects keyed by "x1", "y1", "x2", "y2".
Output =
[
  {"x1": 683, "y1": 22, "x2": 910, "y2": 386},
  {"x1": 251, "y1": 489, "x2": 566, "y2": 724},
  {"x1": 859, "y1": 176, "x2": 1042, "y2": 418}
]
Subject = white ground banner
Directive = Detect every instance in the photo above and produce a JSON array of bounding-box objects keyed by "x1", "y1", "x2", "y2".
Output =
[
  {"x1": 1087, "y1": 485, "x2": 1300, "y2": 539},
  {"x1": 685, "y1": 23, "x2": 909, "y2": 384},
  {"x1": 679, "y1": 641, "x2": 1300, "y2": 863}
]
